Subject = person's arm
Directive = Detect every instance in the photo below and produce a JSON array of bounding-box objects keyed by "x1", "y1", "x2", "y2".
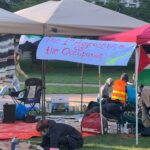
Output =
[
  {"x1": 101, "y1": 85, "x2": 110, "y2": 98},
  {"x1": 16, "y1": 63, "x2": 28, "y2": 78}
]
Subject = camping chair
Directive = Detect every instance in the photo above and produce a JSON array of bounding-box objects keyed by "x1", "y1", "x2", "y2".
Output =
[{"x1": 9, "y1": 78, "x2": 43, "y2": 114}]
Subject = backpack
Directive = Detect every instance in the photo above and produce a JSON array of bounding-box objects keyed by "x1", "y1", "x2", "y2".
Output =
[{"x1": 81, "y1": 112, "x2": 108, "y2": 135}]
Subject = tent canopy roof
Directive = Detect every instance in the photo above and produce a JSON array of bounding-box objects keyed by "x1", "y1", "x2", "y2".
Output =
[
  {"x1": 137, "y1": 26, "x2": 150, "y2": 44},
  {"x1": 0, "y1": 8, "x2": 43, "y2": 35},
  {"x1": 16, "y1": 0, "x2": 147, "y2": 36},
  {"x1": 100, "y1": 24, "x2": 150, "y2": 45}
]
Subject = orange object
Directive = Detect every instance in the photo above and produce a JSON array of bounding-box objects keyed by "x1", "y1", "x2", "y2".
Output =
[
  {"x1": 111, "y1": 79, "x2": 127, "y2": 104},
  {"x1": 0, "y1": 121, "x2": 40, "y2": 140}
]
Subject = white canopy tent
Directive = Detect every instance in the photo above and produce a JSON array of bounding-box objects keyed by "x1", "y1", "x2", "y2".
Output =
[
  {"x1": 15, "y1": 0, "x2": 147, "y2": 36},
  {"x1": 15, "y1": 1, "x2": 148, "y2": 139},
  {"x1": 36, "y1": 36, "x2": 137, "y2": 134},
  {"x1": 0, "y1": 8, "x2": 43, "y2": 35}
]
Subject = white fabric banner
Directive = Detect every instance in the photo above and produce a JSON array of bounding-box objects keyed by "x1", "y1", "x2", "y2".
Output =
[{"x1": 37, "y1": 37, "x2": 136, "y2": 66}]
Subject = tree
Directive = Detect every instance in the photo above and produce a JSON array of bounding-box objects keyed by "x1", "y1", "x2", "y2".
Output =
[
  {"x1": 137, "y1": 0, "x2": 150, "y2": 22},
  {"x1": 0, "y1": 0, "x2": 10, "y2": 10},
  {"x1": 87, "y1": 0, "x2": 150, "y2": 22},
  {"x1": 105, "y1": 0, "x2": 124, "y2": 12}
]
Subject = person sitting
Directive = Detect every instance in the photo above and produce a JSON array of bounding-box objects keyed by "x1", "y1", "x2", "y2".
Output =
[
  {"x1": 139, "y1": 88, "x2": 150, "y2": 128},
  {"x1": 100, "y1": 78, "x2": 114, "y2": 102},
  {"x1": 86, "y1": 78, "x2": 113, "y2": 115},
  {"x1": 36, "y1": 119, "x2": 83, "y2": 150},
  {"x1": 101, "y1": 78, "x2": 114, "y2": 99},
  {"x1": 102, "y1": 73, "x2": 129, "y2": 120}
]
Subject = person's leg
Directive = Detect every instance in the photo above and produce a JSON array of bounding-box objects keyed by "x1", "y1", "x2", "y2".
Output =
[
  {"x1": 40, "y1": 135, "x2": 51, "y2": 149},
  {"x1": 13, "y1": 78, "x2": 20, "y2": 91},
  {"x1": 58, "y1": 136, "x2": 69, "y2": 150},
  {"x1": 0, "y1": 85, "x2": 9, "y2": 96},
  {"x1": 65, "y1": 135, "x2": 83, "y2": 150}
]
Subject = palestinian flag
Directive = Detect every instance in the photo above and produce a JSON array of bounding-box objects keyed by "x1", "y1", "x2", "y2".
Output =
[{"x1": 138, "y1": 45, "x2": 150, "y2": 85}]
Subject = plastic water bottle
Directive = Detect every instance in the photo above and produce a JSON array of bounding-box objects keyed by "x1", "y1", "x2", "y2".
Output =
[{"x1": 11, "y1": 137, "x2": 19, "y2": 150}]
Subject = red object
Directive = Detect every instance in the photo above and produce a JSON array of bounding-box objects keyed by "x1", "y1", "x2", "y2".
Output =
[
  {"x1": 81, "y1": 113, "x2": 101, "y2": 135},
  {"x1": 0, "y1": 121, "x2": 40, "y2": 140},
  {"x1": 137, "y1": 26, "x2": 150, "y2": 44},
  {"x1": 138, "y1": 46, "x2": 150, "y2": 73},
  {"x1": 99, "y1": 24, "x2": 150, "y2": 44},
  {"x1": 100, "y1": 24, "x2": 150, "y2": 73},
  {"x1": 82, "y1": 132, "x2": 98, "y2": 137}
]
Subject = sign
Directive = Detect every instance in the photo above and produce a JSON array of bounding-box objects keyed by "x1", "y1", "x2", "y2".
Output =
[{"x1": 37, "y1": 37, "x2": 136, "y2": 66}]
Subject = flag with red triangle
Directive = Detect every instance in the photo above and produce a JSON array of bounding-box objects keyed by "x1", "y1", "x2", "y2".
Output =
[{"x1": 138, "y1": 45, "x2": 150, "y2": 85}]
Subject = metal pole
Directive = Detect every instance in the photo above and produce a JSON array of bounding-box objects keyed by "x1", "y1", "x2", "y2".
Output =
[
  {"x1": 135, "y1": 47, "x2": 139, "y2": 145},
  {"x1": 80, "y1": 64, "x2": 84, "y2": 113},
  {"x1": 41, "y1": 25, "x2": 46, "y2": 120},
  {"x1": 98, "y1": 66, "x2": 103, "y2": 134},
  {"x1": 41, "y1": 60, "x2": 46, "y2": 120}
]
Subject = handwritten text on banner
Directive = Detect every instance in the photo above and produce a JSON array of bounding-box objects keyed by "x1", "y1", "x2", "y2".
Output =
[{"x1": 37, "y1": 37, "x2": 136, "y2": 66}]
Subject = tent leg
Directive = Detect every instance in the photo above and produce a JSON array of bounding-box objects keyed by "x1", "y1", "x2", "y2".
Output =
[
  {"x1": 41, "y1": 60, "x2": 46, "y2": 120},
  {"x1": 98, "y1": 66, "x2": 103, "y2": 135},
  {"x1": 135, "y1": 47, "x2": 139, "y2": 145},
  {"x1": 80, "y1": 64, "x2": 84, "y2": 113}
]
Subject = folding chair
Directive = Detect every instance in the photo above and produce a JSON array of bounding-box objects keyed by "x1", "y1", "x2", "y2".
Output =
[{"x1": 9, "y1": 78, "x2": 43, "y2": 114}]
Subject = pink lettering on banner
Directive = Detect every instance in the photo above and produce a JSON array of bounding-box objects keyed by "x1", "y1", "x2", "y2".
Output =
[
  {"x1": 62, "y1": 48, "x2": 70, "y2": 55},
  {"x1": 63, "y1": 38, "x2": 76, "y2": 45},
  {"x1": 45, "y1": 46, "x2": 58, "y2": 55},
  {"x1": 46, "y1": 37, "x2": 61, "y2": 43},
  {"x1": 74, "y1": 41, "x2": 123, "y2": 50},
  {"x1": 62, "y1": 47, "x2": 103, "y2": 60},
  {"x1": 119, "y1": 45, "x2": 125, "y2": 49}
]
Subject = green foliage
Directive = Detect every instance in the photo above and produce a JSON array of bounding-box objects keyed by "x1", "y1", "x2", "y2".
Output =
[
  {"x1": 8, "y1": 0, "x2": 48, "y2": 11},
  {"x1": 0, "y1": 0, "x2": 10, "y2": 10},
  {"x1": 136, "y1": 0, "x2": 150, "y2": 22},
  {"x1": 105, "y1": 0, "x2": 124, "y2": 12},
  {"x1": 87, "y1": 0, "x2": 150, "y2": 22}
]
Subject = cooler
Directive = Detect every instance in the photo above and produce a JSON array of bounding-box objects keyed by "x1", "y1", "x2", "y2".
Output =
[{"x1": 127, "y1": 84, "x2": 136, "y2": 104}]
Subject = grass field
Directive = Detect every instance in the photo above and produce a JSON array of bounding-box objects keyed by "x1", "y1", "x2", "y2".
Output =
[
  {"x1": 81, "y1": 134, "x2": 150, "y2": 150},
  {"x1": 20, "y1": 60, "x2": 135, "y2": 84},
  {"x1": 30, "y1": 134, "x2": 150, "y2": 150},
  {"x1": 20, "y1": 60, "x2": 135, "y2": 94}
]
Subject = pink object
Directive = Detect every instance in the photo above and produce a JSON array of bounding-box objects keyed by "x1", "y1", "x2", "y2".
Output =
[
  {"x1": 99, "y1": 23, "x2": 150, "y2": 44},
  {"x1": 49, "y1": 148, "x2": 59, "y2": 150}
]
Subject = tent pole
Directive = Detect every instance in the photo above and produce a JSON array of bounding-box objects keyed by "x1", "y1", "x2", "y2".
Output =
[
  {"x1": 98, "y1": 66, "x2": 103, "y2": 134},
  {"x1": 135, "y1": 47, "x2": 139, "y2": 145},
  {"x1": 80, "y1": 64, "x2": 84, "y2": 113},
  {"x1": 41, "y1": 60, "x2": 46, "y2": 120}
]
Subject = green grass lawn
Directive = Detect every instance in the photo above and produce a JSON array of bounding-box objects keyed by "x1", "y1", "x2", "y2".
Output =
[
  {"x1": 81, "y1": 134, "x2": 150, "y2": 150},
  {"x1": 45, "y1": 85, "x2": 99, "y2": 94},
  {"x1": 30, "y1": 134, "x2": 150, "y2": 150},
  {"x1": 19, "y1": 60, "x2": 135, "y2": 94},
  {"x1": 20, "y1": 60, "x2": 135, "y2": 84}
]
